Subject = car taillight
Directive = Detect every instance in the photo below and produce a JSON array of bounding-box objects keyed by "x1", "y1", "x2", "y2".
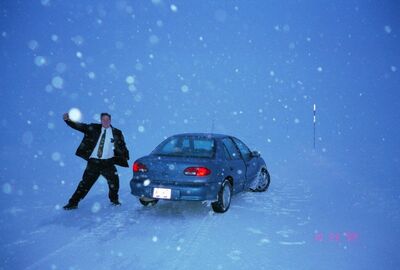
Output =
[
  {"x1": 184, "y1": 167, "x2": 211, "y2": 176},
  {"x1": 133, "y1": 162, "x2": 148, "y2": 173}
]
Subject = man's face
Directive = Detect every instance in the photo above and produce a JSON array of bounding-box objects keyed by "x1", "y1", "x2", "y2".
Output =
[{"x1": 101, "y1": 115, "x2": 111, "y2": 128}]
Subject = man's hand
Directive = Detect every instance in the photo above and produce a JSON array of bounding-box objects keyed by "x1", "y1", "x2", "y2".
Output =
[{"x1": 63, "y1": 113, "x2": 70, "y2": 121}]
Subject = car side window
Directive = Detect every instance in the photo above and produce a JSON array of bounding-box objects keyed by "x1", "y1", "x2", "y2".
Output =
[
  {"x1": 232, "y1": 138, "x2": 251, "y2": 160},
  {"x1": 222, "y1": 138, "x2": 241, "y2": 160},
  {"x1": 222, "y1": 144, "x2": 232, "y2": 160},
  {"x1": 161, "y1": 138, "x2": 179, "y2": 152},
  {"x1": 182, "y1": 138, "x2": 190, "y2": 148}
]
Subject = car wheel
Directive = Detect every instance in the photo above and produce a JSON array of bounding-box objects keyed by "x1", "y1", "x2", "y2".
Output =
[
  {"x1": 254, "y1": 168, "x2": 270, "y2": 192},
  {"x1": 211, "y1": 179, "x2": 233, "y2": 213},
  {"x1": 139, "y1": 197, "x2": 159, "y2": 206}
]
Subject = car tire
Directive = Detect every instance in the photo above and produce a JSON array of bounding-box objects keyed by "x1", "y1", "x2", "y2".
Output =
[
  {"x1": 253, "y1": 168, "x2": 270, "y2": 192},
  {"x1": 211, "y1": 179, "x2": 233, "y2": 213},
  {"x1": 139, "y1": 197, "x2": 159, "y2": 206}
]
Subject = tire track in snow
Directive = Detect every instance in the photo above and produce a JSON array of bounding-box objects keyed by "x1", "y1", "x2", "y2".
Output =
[
  {"x1": 24, "y1": 209, "x2": 134, "y2": 270},
  {"x1": 164, "y1": 206, "x2": 257, "y2": 269},
  {"x1": 165, "y1": 210, "x2": 219, "y2": 270}
]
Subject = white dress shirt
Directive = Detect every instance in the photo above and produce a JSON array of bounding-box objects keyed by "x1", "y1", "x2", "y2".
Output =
[{"x1": 90, "y1": 127, "x2": 115, "y2": 159}]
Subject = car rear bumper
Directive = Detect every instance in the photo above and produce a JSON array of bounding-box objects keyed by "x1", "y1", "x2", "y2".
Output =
[{"x1": 130, "y1": 177, "x2": 220, "y2": 201}]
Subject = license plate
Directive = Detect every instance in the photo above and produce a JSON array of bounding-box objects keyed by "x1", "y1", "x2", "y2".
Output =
[{"x1": 153, "y1": 187, "x2": 172, "y2": 199}]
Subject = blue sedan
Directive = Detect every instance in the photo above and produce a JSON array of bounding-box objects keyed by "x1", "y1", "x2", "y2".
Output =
[{"x1": 130, "y1": 133, "x2": 270, "y2": 213}]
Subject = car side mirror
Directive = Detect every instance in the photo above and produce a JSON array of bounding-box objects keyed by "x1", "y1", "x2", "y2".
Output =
[{"x1": 251, "y1": 151, "x2": 260, "y2": 158}]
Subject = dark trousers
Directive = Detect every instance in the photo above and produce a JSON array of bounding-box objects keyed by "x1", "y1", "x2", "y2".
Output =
[{"x1": 69, "y1": 158, "x2": 119, "y2": 204}]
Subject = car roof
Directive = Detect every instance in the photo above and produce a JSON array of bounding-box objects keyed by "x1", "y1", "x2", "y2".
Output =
[{"x1": 171, "y1": 133, "x2": 231, "y2": 139}]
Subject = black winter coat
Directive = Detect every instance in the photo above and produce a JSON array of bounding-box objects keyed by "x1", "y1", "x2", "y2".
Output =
[{"x1": 65, "y1": 119, "x2": 130, "y2": 167}]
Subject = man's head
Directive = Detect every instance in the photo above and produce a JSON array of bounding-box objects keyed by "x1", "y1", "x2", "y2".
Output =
[{"x1": 100, "y1": 113, "x2": 111, "y2": 128}]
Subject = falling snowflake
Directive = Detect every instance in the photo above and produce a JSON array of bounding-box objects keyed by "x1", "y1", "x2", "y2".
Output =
[
  {"x1": 181, "y1": 85, "x2": 189, "y2": 93},
  {"x1": 2, "y1": 183, "x2": 12, "y2": 194},
  {"x1": 52, "y1": 76, "x2": 64, "y2": 89},
  {"x1": 143, "y1": 179, "x2": 151, "y2": 186},
  {"x1": 52, "y1": 152, "x2": 61, "y2": 161},
  {"x1": 126, "y1": 76, "x2": 135, "y2": 84},
  {"x1": 149, "y1": 35, "x2": 160, "y2": 45},
  {"x1": 91, "y1": 203, "x2": 101, "y2": 213},
  {"x1": 28, "y1": 40, "x2": 39, "y2": 50},
  {"x1": 56, "y1": 63, "x2": 67, "y2": 73},
  {"x1": 41, "y1": 0, "x2": 50, "y2": 6},
  {"x1": 88, "y1": 72, "x2": 96, "y2": 79},
  {"x1": 170, "y1": 4, "x2": 178, "y2": 12},
  {"x1": 34, "y1": 56, "x2": 47, "y2": 67}
]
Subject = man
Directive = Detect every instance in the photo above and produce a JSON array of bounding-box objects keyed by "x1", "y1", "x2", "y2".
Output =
[{"x1": 62, "y1": 112, "x2": 129, "y2": 210}]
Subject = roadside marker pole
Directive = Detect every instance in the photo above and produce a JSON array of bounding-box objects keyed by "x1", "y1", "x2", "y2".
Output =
[{"x1": 313, "y1": 104, "x2": 316, "y2": 150}]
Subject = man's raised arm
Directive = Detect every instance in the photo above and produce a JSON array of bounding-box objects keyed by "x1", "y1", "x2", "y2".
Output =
[{"x1": 63, "y1": 113, "x2": 88, "y2": 133}]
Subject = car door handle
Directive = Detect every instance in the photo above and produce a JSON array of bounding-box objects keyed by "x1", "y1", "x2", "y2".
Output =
[{"x1": 229, "y1": 167, "x2": 234, "y2": 171}]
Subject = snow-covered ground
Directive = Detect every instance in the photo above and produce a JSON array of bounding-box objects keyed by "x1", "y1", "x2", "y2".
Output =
[{"x1": 1, "y1": 149, "x2": 398, "y2": 270}]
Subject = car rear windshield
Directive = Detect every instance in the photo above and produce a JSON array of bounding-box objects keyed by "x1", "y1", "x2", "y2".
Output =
[{"x1": 152, "y1": 136, "x2": 215, "y2": 158}]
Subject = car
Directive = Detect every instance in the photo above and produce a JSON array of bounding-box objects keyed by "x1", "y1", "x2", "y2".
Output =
[{"x1": 130, "y1": 133, "x2": 270, "y2": 213}]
